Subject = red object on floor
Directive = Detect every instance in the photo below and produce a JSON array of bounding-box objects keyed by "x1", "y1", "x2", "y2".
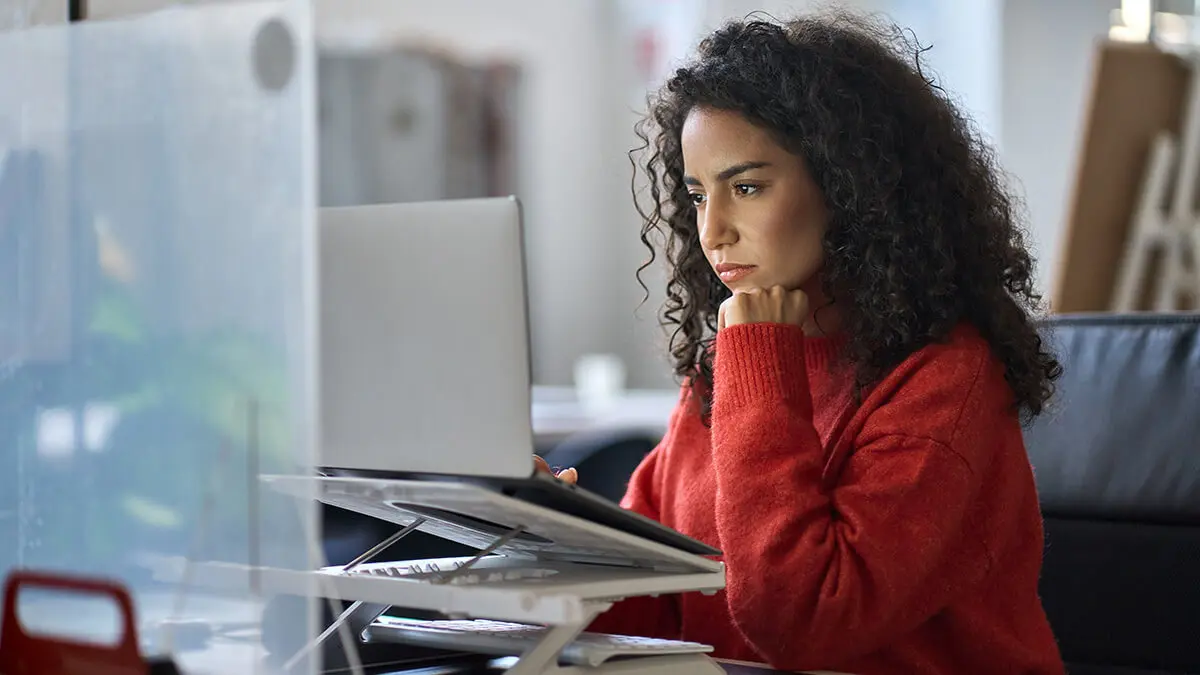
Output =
[{"x1": 0, "y1": 570, "x2": 150, "y2": 675}]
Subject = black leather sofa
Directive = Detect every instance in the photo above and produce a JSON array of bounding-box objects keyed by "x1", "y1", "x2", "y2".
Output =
[{"x1": 1024, "y1": 313, "x2": 1200, "y2": 675}]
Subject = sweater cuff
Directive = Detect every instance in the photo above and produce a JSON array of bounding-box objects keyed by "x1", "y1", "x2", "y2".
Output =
[{"x1": 714, "y1": 323, "x2": 812, "y2": 411}]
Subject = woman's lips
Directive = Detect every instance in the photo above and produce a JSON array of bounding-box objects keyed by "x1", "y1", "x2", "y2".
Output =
[{"x1": 715, "y1": 263, "x2": 756, "y2": 283}]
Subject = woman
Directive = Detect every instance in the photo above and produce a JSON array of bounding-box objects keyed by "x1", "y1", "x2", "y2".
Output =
[{"x1": 545, "y1": 11, "x2": 1064, "y2": 674}]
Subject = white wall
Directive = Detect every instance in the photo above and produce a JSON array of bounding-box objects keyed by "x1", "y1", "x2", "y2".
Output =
[
  {"x1": 1000, "y1": 0, "x2": 1119, "y2": 297},
  {"x1": 316, "y1": 0, "x2": 631, "y2": 386},
  {"x1": 316, "y1": 0, "x2": 891, "y2": 390},
  {"x1": 875, "y1": 0, "x2": 1117, "y2": 298},
  {"x1": 310, "y1": 0, "x2": 1114, "y2": 385},
  {"x1": 76, "y1": 0, "x2": 1125, "y2": 384},
  {"x1": 79, "y1": 0, "x2": 670, "y2": 388},
  {"x1": 885, "y1": 0, "x2": 1003, "y2": 144},
  {"x1": 0, "y1": 0, "x2": 66, "y2": 27}
]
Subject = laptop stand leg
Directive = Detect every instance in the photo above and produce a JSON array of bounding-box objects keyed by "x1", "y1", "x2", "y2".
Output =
[
  {"x1": 282, "y1": 509, "x2": 428, "y2": 673},
  {"x1": 342, "y1": 517, "x2": 428, "y2": 573},
  {"x1": 432, "y1": 523, "x2": 528, "y2": 585},
  {"x1": 504, "y1": 604, "x2": 607, "y2": 675}
]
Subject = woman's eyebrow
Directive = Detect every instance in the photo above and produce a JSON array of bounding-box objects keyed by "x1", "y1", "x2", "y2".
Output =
[{"x1": 683, "y1": 161, "x2": 773, "y2": 186}]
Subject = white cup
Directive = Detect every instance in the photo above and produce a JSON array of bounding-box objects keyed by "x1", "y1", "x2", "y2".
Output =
[{"x1": 573, "y1": 353, "x2": 627, "y2": 414}]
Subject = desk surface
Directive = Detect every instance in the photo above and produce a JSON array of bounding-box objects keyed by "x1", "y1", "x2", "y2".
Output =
[
  {"x1": 35, "y1": 588, "x2": 789, "y2": 674},
  {"x1": 531, "y1": 386, "x2": 678, "y2": 443}
]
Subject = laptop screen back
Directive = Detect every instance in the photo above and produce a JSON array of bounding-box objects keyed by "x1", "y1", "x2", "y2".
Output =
[{"x1": 318, "y1": 198, "x2": 534, "y2": 479}]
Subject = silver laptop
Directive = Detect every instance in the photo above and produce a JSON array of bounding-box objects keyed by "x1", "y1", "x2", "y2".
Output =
[
  {"x1": 320, "y1": 197, "x2": 533, "y2": 479},
  {"x1": 318, "y1": 198, "x2": 718, "y2": 556}
]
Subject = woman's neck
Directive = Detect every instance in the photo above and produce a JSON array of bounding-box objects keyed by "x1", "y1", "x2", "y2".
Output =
[{"x1": 801, "y1": 280, "x2": 842, "y2": 337}]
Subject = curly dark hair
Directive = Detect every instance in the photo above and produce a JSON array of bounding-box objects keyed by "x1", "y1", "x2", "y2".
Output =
[{"x1": 633, "y1": 11, "x2": 1061, "y2": 421}]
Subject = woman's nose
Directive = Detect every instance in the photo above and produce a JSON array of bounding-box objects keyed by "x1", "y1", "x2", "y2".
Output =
[{"x1": 699, "y1": 202, "x2": 737, "y2": 250}]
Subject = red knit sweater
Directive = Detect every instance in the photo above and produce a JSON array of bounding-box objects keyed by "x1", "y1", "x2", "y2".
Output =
[{"x1": 589, "y1": 322, "x2": 1064, "y2": 674}]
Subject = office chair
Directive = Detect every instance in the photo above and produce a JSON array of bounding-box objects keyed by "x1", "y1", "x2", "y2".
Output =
[{"x1": 542, "y1": 428, "x2": 659, "y2": 504}]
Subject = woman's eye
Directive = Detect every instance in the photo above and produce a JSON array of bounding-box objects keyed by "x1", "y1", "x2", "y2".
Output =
[
  {"x1": 689, "y1": 192, "x2": 707, "y2": 206},
  {"x1": 734, "y1": 184, "x2": 760, "y2": 196}
]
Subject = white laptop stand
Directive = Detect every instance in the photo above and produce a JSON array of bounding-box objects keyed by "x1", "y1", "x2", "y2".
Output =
[{"x1": 148, "y1": 474, "x2": 727, "y2": 675}]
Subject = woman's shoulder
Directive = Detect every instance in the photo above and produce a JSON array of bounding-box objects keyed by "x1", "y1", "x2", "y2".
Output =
[
  {"x1": 671, "y1": 378, "x2": 705, "y2": 419},
  {"x1": 893, "y1": 322, "x2": 997, "y2": 380},
  {"x1": 860, "y1": 322, "x2": 1016, "y2": 444}
]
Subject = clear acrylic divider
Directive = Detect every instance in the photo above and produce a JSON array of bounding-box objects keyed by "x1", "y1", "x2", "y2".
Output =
[{"x1": 0, "y1": 1, "x2": 319, "y2": 672}]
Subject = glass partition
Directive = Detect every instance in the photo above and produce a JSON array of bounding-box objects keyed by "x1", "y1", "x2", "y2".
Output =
[{"x1": 0, "y1": 1, "x2": 318, "y2": 671}]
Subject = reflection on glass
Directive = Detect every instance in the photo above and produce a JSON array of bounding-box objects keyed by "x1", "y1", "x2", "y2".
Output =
[{"x1": 0, "y1": 1, "x2": 317, "y2": 671}]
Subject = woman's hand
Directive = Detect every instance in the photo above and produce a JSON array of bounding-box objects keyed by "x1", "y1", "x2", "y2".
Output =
[
  {"x1": 534, "y1": 455, "x2": 578, "y2": 484},
  {"x1": 718, "y1": 286, "x2": 810, "y2": 330}
]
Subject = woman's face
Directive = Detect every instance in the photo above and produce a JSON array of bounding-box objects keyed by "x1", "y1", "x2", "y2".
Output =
[{"x1": 681, "y1": 106, "x2": 829, "y2": 301}]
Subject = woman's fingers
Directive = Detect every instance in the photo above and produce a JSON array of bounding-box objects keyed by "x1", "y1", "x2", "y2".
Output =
[{"x1": 533, "y1": 455, "x2": 577, "y2": 484}]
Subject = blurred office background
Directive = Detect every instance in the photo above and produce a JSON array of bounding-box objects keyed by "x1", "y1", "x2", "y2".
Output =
[
  {"x1": 50, "y1": 0, "x2": 1192, "y2": 391},
  {"x1": 6, "y1": 4, "x2": 1200, "y2": 670}
]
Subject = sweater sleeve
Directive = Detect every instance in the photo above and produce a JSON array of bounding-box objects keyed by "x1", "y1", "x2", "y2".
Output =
[
  {"x1": 587, "y1": 393, "x2": 689, "y2": 638},
  {"x1": 711, "y1": 323, "x2": 990, "y2": 669}
]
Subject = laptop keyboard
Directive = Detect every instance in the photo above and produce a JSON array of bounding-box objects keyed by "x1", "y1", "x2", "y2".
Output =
[
  {"x1": 364, "y1": 617, "x2": 712, "y2": 668},
  {"x1": 334, "y1": 560, "x2": 559, "y2": 586}
]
